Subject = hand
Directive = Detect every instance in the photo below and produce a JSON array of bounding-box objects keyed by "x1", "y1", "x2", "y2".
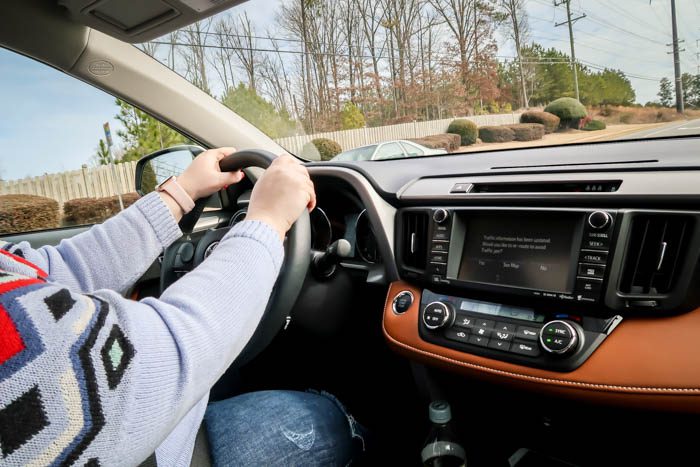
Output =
[
  {"x1": 178, "y1": 147, "x2": 245, "y2": 200},
  {"x1": 246, "y1": 155, "x2": 316, "y2": 240}
]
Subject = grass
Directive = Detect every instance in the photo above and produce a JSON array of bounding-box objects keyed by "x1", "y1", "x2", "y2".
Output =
[{"x1": 589, "y1": 106, "x2": 700, "y2": 125}]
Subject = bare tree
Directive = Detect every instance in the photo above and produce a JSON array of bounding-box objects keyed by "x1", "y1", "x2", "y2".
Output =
[
  {"x1": 179, "y1": 19, "x2": 213, "y2": 94},
  {"x1": 209, "y1": 17, "x2": 237, "y2": 92},
  {"x1": 355, "y1": 0, "x2": 386, "y2": 105},
  {"x1": 229, "y1": 12, "x2": 259, "y2": 92},
  {"x1": 499, "y1": 0, "x2": 529, "y2": 108}
]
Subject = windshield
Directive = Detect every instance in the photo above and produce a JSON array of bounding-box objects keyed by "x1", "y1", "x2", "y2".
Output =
[{"x1": 140, "y1": 0, "x2": 700, "y2": 162}]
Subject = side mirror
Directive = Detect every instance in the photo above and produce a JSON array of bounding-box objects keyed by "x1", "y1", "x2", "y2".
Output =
[{"x1": 135, "y1": 145, "x2": 204, "y2": 196}]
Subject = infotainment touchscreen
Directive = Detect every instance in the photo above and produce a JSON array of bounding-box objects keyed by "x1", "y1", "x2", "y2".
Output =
[{"x1": 456, "y1": 213, "x2": 581, "y2": 293}]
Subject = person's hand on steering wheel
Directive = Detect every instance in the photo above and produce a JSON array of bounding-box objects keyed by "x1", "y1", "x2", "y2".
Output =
[{"x1": 246, "y1": 154, "x2": 316, "y2": 240}]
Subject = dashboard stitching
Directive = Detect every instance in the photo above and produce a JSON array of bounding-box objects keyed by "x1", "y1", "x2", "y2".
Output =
[{"x1": 382, "y1": 289, "x2": 700, "y2": 395}]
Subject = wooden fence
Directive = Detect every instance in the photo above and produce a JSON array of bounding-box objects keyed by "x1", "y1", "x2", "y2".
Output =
[
  {"x1": 0, "y1": 113, "x2": 523, "y2": 202},
  {"x1": 274, "y1": 113, "x2": 522, "y2": 158},
  {"x1": 0, "y1": 161, "x2": 137, "y2": 206}
]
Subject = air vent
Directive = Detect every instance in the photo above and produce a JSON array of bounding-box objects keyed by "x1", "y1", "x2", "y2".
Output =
[
  {"x1": 470, "y1": 180, "x2": 621, "y2": 193},
  {"x1": 620, "y1": 215, "x2": 693, "y2": 295},
  {"x1": 402, "y1": 211, "x2": 429, "y2": 270}
]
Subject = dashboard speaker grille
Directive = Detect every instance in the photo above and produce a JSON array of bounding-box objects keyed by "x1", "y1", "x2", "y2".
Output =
[
  {"x1": 620, "y1": 214, "x2": 693, "y2": 294},
  {"x1": 402, "y1": 211, "x2": 429, "y2": 270}
]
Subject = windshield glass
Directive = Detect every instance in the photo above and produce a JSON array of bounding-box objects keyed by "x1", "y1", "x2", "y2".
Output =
[{"x1": 140, "y1": 0, "x2": 700, "y2": 162}]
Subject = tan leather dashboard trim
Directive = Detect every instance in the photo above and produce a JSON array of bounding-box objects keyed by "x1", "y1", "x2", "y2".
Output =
[{"x1": 383, "y1": 281, "x2": 700, "y2": 412}]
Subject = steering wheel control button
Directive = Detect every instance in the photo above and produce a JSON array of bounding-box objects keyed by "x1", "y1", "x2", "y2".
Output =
[
  {"x1": 392, "y1": 291, "x2": 414, "y2": 315},
  {"x1": 510, "y1": 341, "x2": 541, "y2": 357},
  {"x1": 422, "y1": 302, "x2": 454, "y2": 330},
  {"x1": 488, "y1": 339, "x2": 511, "y2": 351},
  {"x1": 540, "y1": 320, "x2": 579, "y2": 356},
  {"x1": 588, "y1": 211, "x2": 612, "y2": 230},
  {"x1": 432, "y1": 209, "x2": 450, "y2": 224},
  {"x1": 515, "y1": 326, "x2": 540, "y2": 341},
  {"x1": 577, "y1": 263, "x2": 605, "y2": 279}
]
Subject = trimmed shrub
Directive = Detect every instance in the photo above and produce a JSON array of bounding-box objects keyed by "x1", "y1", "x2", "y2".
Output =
[
  {"x1": 544, "y1": 98, "x2": 587, "y2": 128},
  {"x1": 410, "y1": 133, "x2": 461, "y2": 152},
  {"x1": 447, "y1": 119, "x2": 478, "y2": 146},
  {"x1": 301, "y1": 138, "x2": 342, "y2": 161},
  {"x1": 507, "y1": 123, "x2": 545, "y2": 141},
  {"x1": 479, "y1": 126, "x2": 515, "y2": 143},
  {"x1": 0, "y1": 195, "x2": 60, "y2": 234},
  {"x1": 583, "y1": 119, "x2": 606, "y2": 131},
  {"x1": 520, "y1": 111, "x2": 560, "y2": 134},
  {"x1": 63, "y1": 193, "x2": 140, "y2": 226}
]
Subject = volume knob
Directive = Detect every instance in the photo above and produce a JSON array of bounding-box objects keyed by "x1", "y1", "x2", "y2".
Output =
[
  {"x1": 588, "y1": 211, "x2": 611, "y2": 230},
  {"x1": 433, "y1": 209, "x2": 449, "y2": 224},
  {"x1": 422, "y1": 301, "x2": 455, "y2": 330}
]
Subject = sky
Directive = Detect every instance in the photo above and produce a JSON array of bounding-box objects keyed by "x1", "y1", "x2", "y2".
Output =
[{"x1": 0, "y1": 0, "x2": 698, "y2": 180}]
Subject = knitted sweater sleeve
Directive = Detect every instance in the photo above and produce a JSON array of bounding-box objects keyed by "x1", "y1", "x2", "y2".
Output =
[
  {"x1": 0, "y1": 207, "x2": 284, "y2": 465},
  {"x1": 11, "y1": 192, "x2": 182, "y2": 295}
]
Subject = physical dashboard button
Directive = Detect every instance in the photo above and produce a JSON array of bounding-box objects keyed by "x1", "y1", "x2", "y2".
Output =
[
  {"x1": 432, "y1": 231, "x2": 450, "y2": 241},
  {"x1": 431, "y1": 241, "x2": 449, "y2": 253},
  {"x1": 543, "y1": 322, "x2": 572, "y2": 338},
  {"x1": 422, "y1": 301, "x2": 455, "y2": 330},
  {"x1": 579, "y1": 250, "x2": 608, "y2": 265},
  {"x1": 539, "y1": 320, "x2": 579, "y2": 356},
  {"x1": 454, "y1": 315, "x2": 476, "y2": 329},
  {"x1": 515, "y1": 326, "x2": 540, "y2": 341},
  {"x1": 430, "y1": 253, "x2": 448, "y2": 263},
  {"x1": 576, "y1": 278, "x2": 602, "y2": 295},
  {"x1": 488, "y1": 339, "x2": 511, "y2": 351},
  {"x1": 392, "y1": 291, "x2": 414, "y2": 315},
  {"x1": 510, "y1": 341, "x2": 541, "y2": 357},
  {"x1": 468, "y1": 334, "x2": 490, "y2": 347},
  {"x1": 493, "y1": 330, "x2": 513, "y2": 342},
  {"x1": 472, "y1": 326, "x2": 492, "y2": 338},
  {"x1": 450, "y1": 183, "x2": 470, "y2": 193},
  {"x1": 578, "y1": 263, "x2": 605, "y2": 279},
  {"x1": 433, "y1": 209, "x2": 450, "y2": 224},
  {"x1": 474, "y1": 318, "x2": 495, "y2": 329},
  {"x1": 583, "y1": 231, "x2": 611, "y2": 250},
  {"x1": 428, "y1": 262, "x2": 446, "y2": 275},
  {"x1": 494, "y1": 322, "x2": 516, "y2": 334},
  {"x1": 445, "y1": 328, "x2": 470, "y2": 344}
]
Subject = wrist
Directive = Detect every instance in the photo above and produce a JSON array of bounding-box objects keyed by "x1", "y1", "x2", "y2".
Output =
[
  {"x1": 176, "y1": 174, "x2": 199, "y2": 200},
  {"x1": 245, "y1": 213, "x2": 286, "y2": 241}
]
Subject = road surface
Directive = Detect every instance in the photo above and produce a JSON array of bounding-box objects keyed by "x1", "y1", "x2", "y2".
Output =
[{"x1": 618, "y1": 118, "x2": 700, "y2": 140}]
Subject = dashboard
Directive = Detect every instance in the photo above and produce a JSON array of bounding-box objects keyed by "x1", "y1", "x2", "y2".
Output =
[{"x1": 304, "y1": 136, "x2": 700, "y2": 412}]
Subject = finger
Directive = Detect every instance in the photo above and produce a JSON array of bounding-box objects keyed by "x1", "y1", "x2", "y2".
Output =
[
  {"x1": 215, "y1": 147, "x2": 237, "y2": 161},
  {"x1": 307, "y1": 188, "x2": 317, "y2": 211},
  {"x1": 221, "y1": 170, "x2": 244, "y2": 186}
]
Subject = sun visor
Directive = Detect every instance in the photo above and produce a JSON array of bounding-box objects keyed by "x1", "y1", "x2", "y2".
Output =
[{"x1": 58, "y1": 0, "x2": 248, "y2": 43}]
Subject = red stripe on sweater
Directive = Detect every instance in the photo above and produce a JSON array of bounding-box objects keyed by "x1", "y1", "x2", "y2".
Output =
[
  {"x1": 0, "y1": 277, "x2": 43, "y2": 294},
  {"x1": 0, "y1": 250, "x2": 48, "y2": 279},
  {"x1": 0, "y1": 303, "x2": 25, "y2": 365}
]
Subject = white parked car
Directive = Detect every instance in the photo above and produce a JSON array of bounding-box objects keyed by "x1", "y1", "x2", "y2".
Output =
[{"x1": 331, "y1": 140, "x2": 447, "y2": 161}]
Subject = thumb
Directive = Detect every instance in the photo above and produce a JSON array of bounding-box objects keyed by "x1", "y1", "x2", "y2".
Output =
[{"x1": 220, "y1": 170, "x2": 244, "y2": 187}]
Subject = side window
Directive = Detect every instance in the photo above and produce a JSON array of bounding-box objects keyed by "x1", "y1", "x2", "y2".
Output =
[
  {"x1": 374, "y1": 142, "x2": 405, "y2": 160},
  {"x1": 0, "y1": 48, "x2": 189, "y2": 235},
  {"x1": 401, "y1": 142, "x2": 425, "y2": 157}
]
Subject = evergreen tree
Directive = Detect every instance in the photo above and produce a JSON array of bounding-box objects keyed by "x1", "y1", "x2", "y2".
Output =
[
  {"x1": 658, "y1": 78, "x2": 674, "y2": 107},
  {"x1": 221, "y1": 84, "x2": 297, "y2": 138}
]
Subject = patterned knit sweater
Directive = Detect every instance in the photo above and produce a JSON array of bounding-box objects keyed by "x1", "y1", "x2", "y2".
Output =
[{"x1": 0, "y1": 192, "x2": 284, "y2": 466}]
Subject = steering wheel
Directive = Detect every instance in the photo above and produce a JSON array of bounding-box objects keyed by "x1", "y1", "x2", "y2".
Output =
[{"x1": 162, "y1": 149, "x2": 311, "y2": 367}]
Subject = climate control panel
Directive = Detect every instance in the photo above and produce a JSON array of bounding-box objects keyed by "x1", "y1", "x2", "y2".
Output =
[{"x1": 417, "y1": 289, "x2": 622, "y2": 371}]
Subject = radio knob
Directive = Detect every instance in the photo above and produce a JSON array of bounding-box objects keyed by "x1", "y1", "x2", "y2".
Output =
[
  {"x1": 422, "y1": 301, "x2": 455, "y2": 330},
  {"x1": 539, "y1": 320, "x2": 580, "y2": 356},
  {"x1": 433, "y1": 209, "x2": 450, "y2": 224},
  {"x1": 588, "y1": 211, "x2": 611, "y2": 230}
]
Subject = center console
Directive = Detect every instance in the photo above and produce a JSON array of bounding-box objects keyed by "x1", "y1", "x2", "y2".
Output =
[{"x1": 395, "y1": 207, "x2": 700, "y2": 372}]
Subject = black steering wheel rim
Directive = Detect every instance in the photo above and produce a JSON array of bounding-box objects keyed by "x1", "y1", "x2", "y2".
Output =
[{"x1": 178, "y1": 149, "x2": 311, "y2": 368}]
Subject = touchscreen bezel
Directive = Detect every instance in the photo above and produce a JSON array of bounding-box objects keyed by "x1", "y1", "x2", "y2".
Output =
[{"x1": 445, "y1": 209, "x2": 586, "y2": 296}]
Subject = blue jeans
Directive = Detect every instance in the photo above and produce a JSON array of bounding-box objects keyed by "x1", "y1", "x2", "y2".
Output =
[{"x1": 204, "y1": 390, "x2": 366, "y2": 466}]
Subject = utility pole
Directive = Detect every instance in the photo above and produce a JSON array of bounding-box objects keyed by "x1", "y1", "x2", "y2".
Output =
[
  {"x1": 554, "y1": 0, "x2": 585, "y2": 101},
  {"x1": 667, "y1": 0, "x2": 684, "y2": 113}
]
